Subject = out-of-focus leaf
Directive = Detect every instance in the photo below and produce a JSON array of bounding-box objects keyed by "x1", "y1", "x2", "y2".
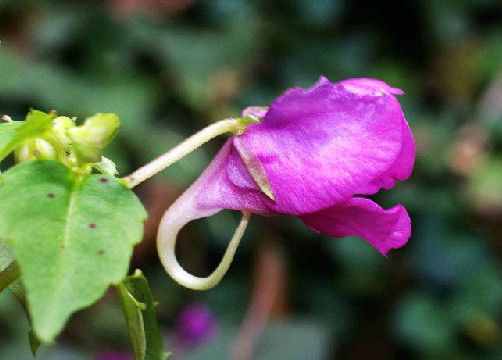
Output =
[
  {"x1": 411, "y1": 217, "x2": 487, "y2": 289},
  {"x1": 393, "y1": 293, "x2": 456, "y2": 354},
  {"x1": 293, "y1": 0, "x2": 344, "y2": 27},
  {"x1": 467, "y1": 157, "x2": 502, "y2": 213},
  {"x1": 202, "y1": 0, "x2": 255, "y2": 23},
  {"x1": 327, "y1": 236, "x2": 387, "y2": 295},
  {"x1": 0, "y1": 51, "x2": 155, "y2": 134},
  {"x1": 0, "y1": 160, "x2": 146, "y2": 342},
  {"x1": 116, "y1": 270, "x2": 168, "y2": 360},
  {"x1": 477, "y1": 32, "x2": 502, "y2": 80},
  {"x1": 452, "y1": 264, "x2": 502, "y2": 321},
  {"x1": 257, "y1": 321, "x2": 329, "y2": 360},
  {"x1": 187, "y1": 321, "x2": 328, "y2": 360},
  {"x1": 131, "y1": 22, "x2": 259, "y2": 109}
]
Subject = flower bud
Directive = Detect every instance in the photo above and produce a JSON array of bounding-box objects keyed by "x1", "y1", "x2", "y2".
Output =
[
  {"x1": 15, "y1": 138, "x2": 56, "y2": 162},
  {"x1": 67, "y1": 113, "x2": 120, "y2": 163}
]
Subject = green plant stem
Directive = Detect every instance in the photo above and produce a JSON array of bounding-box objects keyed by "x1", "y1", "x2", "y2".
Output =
[{"x1": 123, "y1": 118, "x2": 240, "y2": 188}]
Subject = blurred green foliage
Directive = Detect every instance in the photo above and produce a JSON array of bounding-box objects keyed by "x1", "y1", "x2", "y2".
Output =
[{"x1": 1, "y1": 0, "x2": 502, "y2": 359}]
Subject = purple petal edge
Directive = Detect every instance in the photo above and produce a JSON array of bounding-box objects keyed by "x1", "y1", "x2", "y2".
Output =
[{"x1": 300, "y1": 197, "x2": 411, "y2": 255}]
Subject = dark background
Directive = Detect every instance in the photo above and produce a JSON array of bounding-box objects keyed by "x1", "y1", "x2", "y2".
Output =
[{"x1": 1, "y1": 0, "x2": 502, "y2": 359}]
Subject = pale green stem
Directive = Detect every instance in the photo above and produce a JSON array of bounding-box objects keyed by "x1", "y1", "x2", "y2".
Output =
[
  {"x1": 123, "y1": 118, "x2": 240, "y2": 188},
  {"x1": 125, "y1": 118, "x2": 252, "y2": 290},
  {"x1": 158, "y1": 211, "x2": 251, "y2": 290}
]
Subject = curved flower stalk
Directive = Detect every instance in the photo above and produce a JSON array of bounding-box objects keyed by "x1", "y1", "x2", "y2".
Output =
[{"x1": 156, "y1": 77, "x2": 416, "y2": 290}]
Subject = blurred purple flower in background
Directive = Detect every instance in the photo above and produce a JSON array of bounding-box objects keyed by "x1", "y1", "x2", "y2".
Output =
[
  {"x1": 174, "y1": 302, "x2": 219, "y2": 347},
  {"x1": 160, "y1": 77, "x2": 415, "y2": 256}
]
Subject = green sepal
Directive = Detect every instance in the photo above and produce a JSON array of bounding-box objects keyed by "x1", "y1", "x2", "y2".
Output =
[
  {"x1": 117, "y1": 270, "x2": 169, "y2": 360},
  {"x1": 67, "y1": 113, "x2": 120, "y2": 163},
  {"x1": 233, "y1": 138, "x2": 275, "y2": 201},
  {"x1": 235, "y1": 115, "x2": 261, "y2": 135},
  {"x1": 0, "y1": 160, "x2": 147, "y2": 342},
  {"x1": 231, "y1": 115, "x2": 275, "y2": 200},
  {"x1": 91, "y1": 156, "x2": 119, "y2": 176}
]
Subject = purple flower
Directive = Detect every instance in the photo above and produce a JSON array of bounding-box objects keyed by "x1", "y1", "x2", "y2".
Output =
[
  {"x1": 174, "y1": 302, "x2": 218, "y2": 346},
  {"x1": 158, "y1": 77, "x2": 415, "y2": 289}
]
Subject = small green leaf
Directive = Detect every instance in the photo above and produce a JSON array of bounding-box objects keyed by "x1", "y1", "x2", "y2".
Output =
[
  {"x1": 0, "y1": 110, "x2": 55, "y2": 162},
  {"x1": 67, "y1": 113, "x2": 120, "y2": 163},
  {"x1": 117, "y1": 270, "x2": 169, "y2": 360},
  {"x1": 0, "y1": 160, "x2": 147, "y2": 342}
]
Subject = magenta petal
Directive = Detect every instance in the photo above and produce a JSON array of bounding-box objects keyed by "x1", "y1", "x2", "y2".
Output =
[
  {"x1": 364, "y1": 117, "x2": 416, "y2": 192},
  {"x1": 388, "y1": 118, "x2": 415, "y2": 181},
  {"x1": 300, "y1": 197, "x2": 411, "y2": 255},
  {"x1": 230, "y1": 76, "x2": 408, "y2": 214},
  {"x1": 340, "y1": 77, "x2": 405, "y2": 96},
  {"x1": 195, "y1": 141, "x2": 270, "y2": 213}
]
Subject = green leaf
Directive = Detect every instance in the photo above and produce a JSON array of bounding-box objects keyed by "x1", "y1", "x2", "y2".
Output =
[
  {"x1": 0, "y1": 160, "x2": 147, "y2": 342},
  {"x1": 0, "y1": 110, "x2": 55, "y2": 162},
  {"x1": 187, "y1": 321, "x2": 329, "y2": 360},
  {"x1": 117, "y1": 270, "x2": 169, "y2": 360}
]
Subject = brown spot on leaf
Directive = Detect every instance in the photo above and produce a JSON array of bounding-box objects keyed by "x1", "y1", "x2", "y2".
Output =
[
  {"x1": 98, "y1": 250, "x2": 104, "y2": 256},
  {"x1": 99, "y1": 178, "x2": 109, "y2": 183},
  {"x1": 88, "y1": 223, "x2": 97, "y2": 229},
  {"x1": 47, "y1": 193, "x2": 55, "y2": 199}
]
